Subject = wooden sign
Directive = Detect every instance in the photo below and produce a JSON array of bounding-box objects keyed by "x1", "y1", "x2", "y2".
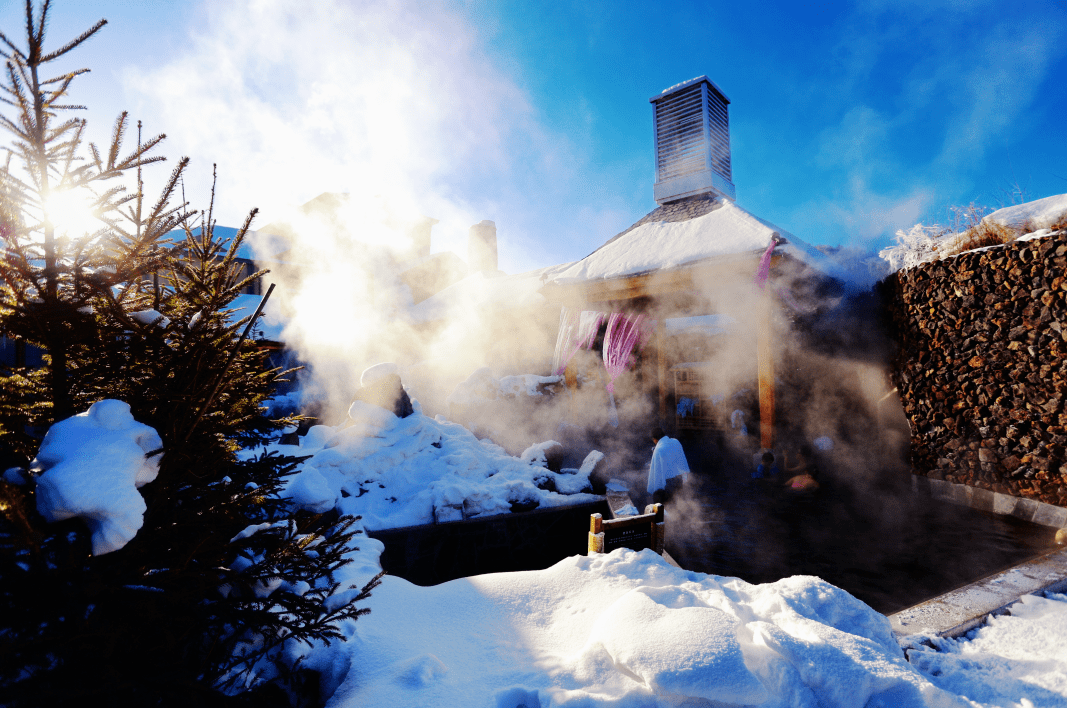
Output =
[{"x1": 588, "y1": 504, "x2": 665, "y2": 555}]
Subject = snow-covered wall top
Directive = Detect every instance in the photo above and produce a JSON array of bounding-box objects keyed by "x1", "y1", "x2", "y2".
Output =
[{"x1": 985, "y1": 193, "x2": 1067, "y2": 231}]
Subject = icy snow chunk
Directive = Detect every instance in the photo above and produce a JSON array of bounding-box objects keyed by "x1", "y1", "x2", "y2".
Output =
[
  {"x1": 33, "y1": 400, "x2": 163, "y2": 555},
  {"x1": 605, "y1": 478, "x2": 629, "y2": 493},
  {"x1": 347, "y1": 400, "x2": 399, "y2": 434},
  {"x1": 578, "y1": 449, "x2": 605, "y2": 476},
  {"x1": 283, "y1": 466, "x2": 337, "y2": 513},
  {"x1": 301, "y1": 425, "x2": 335, "y2": 450},
  {"x1": 498, "y1": 374, "x2": 561, "y2": 398},
  {"x1": 520, "y1": 440, "x2": 561, "y2": 468},
  {"x1": 4, "y1": 467, "x2": 28, "y2": 485},
  {"x1": 129, "y1": 309, "x2": 170, "y2": 328},
  {"x1": 360, "y1": 362, "x2": 399, "y2": 388}
]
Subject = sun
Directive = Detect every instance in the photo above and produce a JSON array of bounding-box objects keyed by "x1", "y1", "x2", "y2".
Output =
[{"x1": 43, "y1": 188, "x2": 100, "y2": 237}]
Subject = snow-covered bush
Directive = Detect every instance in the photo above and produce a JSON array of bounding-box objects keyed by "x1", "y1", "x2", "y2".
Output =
[
  {"x1": 880, "y1": 194, "x2": 1067, "y2": 273},
  {"x1": 879, "y1": 223, "x2": 954, "y2": 272}
]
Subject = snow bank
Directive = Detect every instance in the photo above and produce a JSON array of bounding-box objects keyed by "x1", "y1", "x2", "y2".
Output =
[
  {"x1": 328, "y1": 549, "x2": 966, "y2": 708},
  {"x1": 32, "y1": 400, "x2": 163, "y2": 555},
  {"x1": 908, "y1": 592, "x2": 1067, "y2": 707},
  {"x1": 267, "y1": 400, "x2": 600, "y2": 530}
]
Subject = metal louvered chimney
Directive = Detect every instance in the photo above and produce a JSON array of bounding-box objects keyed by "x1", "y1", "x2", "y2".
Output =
[{"x1": 650, "y1": 76, "x2": 735, "y2": 204}]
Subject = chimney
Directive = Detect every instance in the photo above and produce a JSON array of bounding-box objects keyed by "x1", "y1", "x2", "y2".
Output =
[
  {"x1": 408, "y1": 216, "x2": 438, "y2": 261},
  {"x1": 650, "y1": 76, "x2": 735, "y2": 204},
  {"x1": 468, "y1": 220, "x2": 498, "y2": 273}
]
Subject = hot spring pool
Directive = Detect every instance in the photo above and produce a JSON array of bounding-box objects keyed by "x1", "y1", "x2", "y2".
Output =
[{"x1": 665, "y1": 471, "x2": 1057, "y2": 615}]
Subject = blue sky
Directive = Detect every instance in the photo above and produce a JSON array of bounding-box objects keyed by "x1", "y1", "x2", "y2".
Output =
[{"x1": 2, "y1": 0, "x2": 1065, "y2": 273}]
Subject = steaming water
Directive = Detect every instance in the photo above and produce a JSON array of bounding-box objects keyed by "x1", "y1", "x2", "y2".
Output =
[{"x1": 663, "y1": 442, "x2": 1056, "y2": 615}]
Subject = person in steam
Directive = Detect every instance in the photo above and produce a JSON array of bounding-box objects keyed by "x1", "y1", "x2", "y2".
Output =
[
  {"x1": 783, "y1": 444, "x2": 819, "y2": 493},
  {"x1": 753, "y1": 451, "x2": 780, "y2": 480},
  {"x1": 647, "y1": 427, "x2": 690, "y2": 505}
]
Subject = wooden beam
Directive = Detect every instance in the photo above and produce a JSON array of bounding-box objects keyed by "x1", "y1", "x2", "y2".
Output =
[
  {"x1": 757, "y1": 298, "x2": 774, "y2": 449},
  {"x1": 656, "y1": 318, "x2": 668, "y2": 424}
]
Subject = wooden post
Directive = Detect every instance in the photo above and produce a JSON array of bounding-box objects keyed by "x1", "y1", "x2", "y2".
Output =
[
  {"x1": 656, "y1": 318, "x2": 668, "y2": 423},
  {"x1": 757, "y1": 300, "x2": 775, "y2": 449},
  {"x1": 588, "y1": 513, "x2": 605, "y2": 554},
  {"x1": 644, "y1": 503, "x2": 665, "y2": 554}
]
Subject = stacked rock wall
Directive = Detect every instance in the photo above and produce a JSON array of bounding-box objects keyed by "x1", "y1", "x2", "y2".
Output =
[{"x1": 887, "y1": 230, "x2": 1067, "y2": 506}]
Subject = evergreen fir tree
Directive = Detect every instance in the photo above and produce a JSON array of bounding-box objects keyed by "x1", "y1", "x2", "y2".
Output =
[{"x1": 0, "y1": 3, "x2": 381, "y2": 704}]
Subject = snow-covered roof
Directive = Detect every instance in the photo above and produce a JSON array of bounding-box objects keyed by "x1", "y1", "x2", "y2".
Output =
[
  {"x1": 410, "y1": 263, "x2": 571, "y2": 324},
  {"x1": 544, "y1": 194, "x2": 842, "y2": 287}
]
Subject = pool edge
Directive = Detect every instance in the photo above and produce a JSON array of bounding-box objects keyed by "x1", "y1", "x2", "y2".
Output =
[{"x1": 888, "y1": 545, "x2": 1067, "y2": 642}]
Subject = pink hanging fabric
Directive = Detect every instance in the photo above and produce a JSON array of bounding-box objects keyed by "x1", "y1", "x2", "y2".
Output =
[
  {"x1": 602, "y1": 313, "x2": 645, "y2": 427},
  {"x1": 754, "y1": 233, "x2": 781, "y2": 290},
  {"x1": 552, "y1": 309, "x2": 606, "y2": 375},
  {"x1": 551, "y1": 308, "x2": 580, "y2": 375}
]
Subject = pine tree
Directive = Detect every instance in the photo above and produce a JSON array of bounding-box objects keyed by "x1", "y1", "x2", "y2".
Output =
[{"x1": 0, "y1": 3, "x2": 381, "y2": 704}]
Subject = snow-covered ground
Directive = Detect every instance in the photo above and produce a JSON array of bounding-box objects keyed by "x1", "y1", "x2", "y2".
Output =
[
  {"x1": 262, "y1": 397, "x2": 602, "y2": 529},
  {"x1": 21, "y1": 396, "x2": 1067, "y2": 706},
  {"x1": 327, "y1": 538, "x2": 1067, "y2": 708}
]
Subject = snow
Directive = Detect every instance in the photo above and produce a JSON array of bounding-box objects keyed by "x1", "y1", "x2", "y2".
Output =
[
  {"x1": 907, "y1": 592, "x2": 1067, "y2": 707},
  {"x1": 261, "y1": 397, "x2": 600, "y2": 530},
  {"x1": 984, "y1": 193, "x2": 1067, "y2": 231},
  {"x1": 360, "y1": 362, "x2": 399, "y2": 387},
  {"x1": 25, "y1": 397, "x2": 1067, "y2": 704},
  {"x1": 31, "y1": 400, "x2": 163, "y2": 555},
  {"x1": 546, "y1": 199, "x2": 841, "y2": 285},
  {"x1": 881, "y1": 193, "x2": 1067, "y2": 272},
  {"x1": 327, "y1": 549, "x2": 974, "y2": 708},
  {"x1": 129, "y1": 308, "x2": 171, "y2": 328}
]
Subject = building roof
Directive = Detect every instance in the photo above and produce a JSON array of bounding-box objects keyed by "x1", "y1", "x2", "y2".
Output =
[{"x1": 544, "y1": 193, "x2": 839, "y2": 287}]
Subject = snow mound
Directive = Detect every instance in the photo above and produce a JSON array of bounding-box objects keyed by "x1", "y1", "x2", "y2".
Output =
[
  {"x1": 32, "y1": 400, "x2": 163, "y2": 555},
  {"x1": 330, "y1": 549, "x2": 964, "y2": 707},
  {"x1": 265, "y1": 404, "x2": 601, "y2": 530}
]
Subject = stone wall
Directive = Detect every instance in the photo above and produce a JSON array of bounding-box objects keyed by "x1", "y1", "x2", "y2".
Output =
[{"x1": 887, "y1": 229, "x2": 1067, "y2": 506}]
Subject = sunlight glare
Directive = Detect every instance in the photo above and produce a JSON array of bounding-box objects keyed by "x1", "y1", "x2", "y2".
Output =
[{"x1": 43, "y1": 189, "x2": 99, "y2": 237}]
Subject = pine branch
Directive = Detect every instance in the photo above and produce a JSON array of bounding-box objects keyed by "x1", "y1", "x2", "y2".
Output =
[{"x1": 39, "y1": 19, "x2": 105, "y2": 64}]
